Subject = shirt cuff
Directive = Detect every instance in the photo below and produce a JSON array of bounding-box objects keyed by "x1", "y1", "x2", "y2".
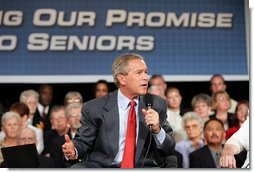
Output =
[{"x1": 152, "y1": 127, "x2": 166, "y2": 149}]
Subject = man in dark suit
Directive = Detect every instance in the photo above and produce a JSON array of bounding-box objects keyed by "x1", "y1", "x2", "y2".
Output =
[
  {"x1": 62, "y1": 53, "x2": 175, "y2": 168},
  {"x1": 189, "y1": 119, "x2": 225, "y2": 168}
]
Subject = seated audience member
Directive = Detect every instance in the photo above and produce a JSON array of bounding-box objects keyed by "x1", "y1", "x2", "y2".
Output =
[
  {"x1": 165, "y1": 87, "x2": 185, "y2": 142},
  {"x1": 191, "y1": 93, "x2": 212, "y2": 122},
  {"x1": 9, "y1": 102, "x2": 44, "y2": 154},
  {"x1": 148, "y1": 74, "x2": 167, "y2": 94},
  {"x1": 209, "y1": 74, "x2": 237, "y2": 113},
  {"x1": 64, "y1": 91, "x2": 83, "y2": 106},
  {"x1": 220, "y1": 117, "x2": 249, "y2": 168},
  {"x1": 20, "y1": 89, "x2": 43, "y2": 129},
  {"x1": 189, "y1": 119, "x2": 225, "y2": 168},
  {"x1": 210, "y1": 90, "x2": 234, "y2": 131},
  {"x1": 175, "y1": 112, "x2": 204, "y2": 168},
  {"x1": 0, "y1": 127, "x2": 55, "y2": 168},
  {"x1": 66, "y1": 103, "x2": 82, "y2": 138},
  {"x1": 0, "y1": 112, "x2": 21, "y2": 163},
  {"x1": 226, "y1": 100, "x2": 249, "y2": 140},
  {"x1": 36, "y1": 84, "x2": 54, "y2": 131},
  {"x1": 94, "y1": 80, "x2": 110, "y2": 98},
  {"x1": 43, "y1": 105, "x2": 71, "y2": 167},
  {"x1": 147, "y1": 85, "x2": 165, "y2": 99},
  {"x1": 165, "y1": 87, "x2": 185, "y2": 116}
]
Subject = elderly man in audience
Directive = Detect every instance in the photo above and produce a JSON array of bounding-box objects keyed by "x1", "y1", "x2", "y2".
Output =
[
  {"x1": 66, "y1": 103, "x2": 82, "y2": 138},
  {"x1": 64, "y1": 91, "x2": 83, "y2": 106}
]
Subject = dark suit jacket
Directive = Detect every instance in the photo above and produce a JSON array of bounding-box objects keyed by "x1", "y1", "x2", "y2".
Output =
[
  {"x1": 73, "y1": 90, "x2": 175, "y2": 168},
  {"x1": 189, "y1": 145, "x2": 217, "y2": 168}
]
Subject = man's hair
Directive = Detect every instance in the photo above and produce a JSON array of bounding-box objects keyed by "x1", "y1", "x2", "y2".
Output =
[
  {"x1": 204, "y1": 118, "x2": 225, "y2": 132},
  {"x1": 209, "y1": 74, "x2": 225, "y2": 84},
  {"x1": 112, "y1": 53, "x2": 144, "y2": 87}
]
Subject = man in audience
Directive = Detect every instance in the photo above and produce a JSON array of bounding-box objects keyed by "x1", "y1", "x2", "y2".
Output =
[
  {"x1": 148, "y1": 74, "x2": 167, "y2": 94},
  {"x1": 189, "y1": 119, "x2": 225, "y2": 168},
  {"x1": 209, "y1": 74, "x2": 237, "y2": 113},
  {"x1": 35, "y1": 84, "x2": 54, "y2": 131}
]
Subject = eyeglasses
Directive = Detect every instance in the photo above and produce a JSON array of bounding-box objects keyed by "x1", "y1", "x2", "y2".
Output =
[
  {"x1": 69, "y1": 114, "x2": 81, "y2": 118},
  {"x1": 67, "y1": 99, "x2": 82, "y2": 104}
]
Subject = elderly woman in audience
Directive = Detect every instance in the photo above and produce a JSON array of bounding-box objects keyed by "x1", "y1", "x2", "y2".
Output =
[
  {"x1": 0, "y1": 112, "x2": 21, "y2": 163},
  {"x1": 19, "y1": 89, "x2": 41, "y2": 128},
  {"x1": 66, "y1": 102, "x2": 82, "y2": 138},
  {"x1": 175, "y1": 112, "x2": 204, "y2": 168},
  {"x1": 9, "y1": 102, "x2": 44, "y2": 154},
  {"x1": 64, "y1": 91, "x2": 83, "y2": 106},
  {"x1": 210, "y1": 90, "x2": 234, "y2": 131},
  {"x1": 191, "y1": 93, "x2": 212, "y2": 122},
  {"x1": 226, "y1": 100, "x2": 249, "y2": 140}
]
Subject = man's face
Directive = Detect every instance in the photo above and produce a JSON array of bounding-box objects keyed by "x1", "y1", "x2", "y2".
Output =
[
  {"x1": 18, "y1": 129, "x2": 36, "y2": 145},
  {"x1": 50, "y1": 109, "x2": 68, "y2": 132},
  {"x1": 210, "y1": 76, "x2": 226, "y2": 93},
  {"x1": 39, "y1": 86, "x2": 53, "y2": 106},
  {"x1": 204, "y1": 120, "x2": 225, "y2": 146},
  {"x1": 118, "y1": 59, "x2": 148, "y2": 99},
  {"x1": 149, "y1": 77, "x2": 167, "y2": 92}
]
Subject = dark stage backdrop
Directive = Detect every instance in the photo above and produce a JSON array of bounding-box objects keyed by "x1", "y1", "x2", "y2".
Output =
[{"x1": 0, "y1": 81, "x2": 249, "y2": 115}]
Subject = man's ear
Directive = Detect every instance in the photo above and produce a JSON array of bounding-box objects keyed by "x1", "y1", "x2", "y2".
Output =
[{"x1": 117, "y1": 74, "x2": 126, "y2": 86}]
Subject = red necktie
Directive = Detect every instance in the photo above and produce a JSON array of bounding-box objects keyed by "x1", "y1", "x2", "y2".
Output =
[{"x1": 121, "y1": 100, "x2": 136, "y2": 168}]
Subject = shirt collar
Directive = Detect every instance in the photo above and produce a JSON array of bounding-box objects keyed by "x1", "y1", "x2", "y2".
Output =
[{"x1": 118, "y1": 89, "x2": 139, "y2": 110}]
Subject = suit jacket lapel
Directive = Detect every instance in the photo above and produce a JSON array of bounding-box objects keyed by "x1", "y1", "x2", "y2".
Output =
[
  {"x1": 103, "y1": 90, "x2": 119, "y2": 157},
  {"x1": 135, "y1": 97, "x2": 149, "y2": 163}
]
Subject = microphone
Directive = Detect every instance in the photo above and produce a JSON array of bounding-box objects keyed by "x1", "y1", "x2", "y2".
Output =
[{"x1": 144, "y1": 93, "x2": 153, "y2": 130}]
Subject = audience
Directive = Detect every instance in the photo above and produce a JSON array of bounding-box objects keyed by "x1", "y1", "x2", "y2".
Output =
[
  {"x1": 9, "y1": 102, "x2": 44, "y2": 154},
  {"x1": 94, "y1": 80, "x2": 110, "y2": 98},
  {"x1": 16, "y1": 127, "x2": 55, "y2": 168},
  {"x1": 64, "y1": 91, "x2": 83, "y2": 106},
  {"x1": 66, "y1": 103, "x2": 82, "y2": 138},
  {"x1": 36, "y1": 84, "x2": 54, "y2": 131},
  {"x1": 191, "y1": 93, "x2": 212, "y2": 122},
  {"x1": 0, "y1": 112, "x2": 21, "y2": 163},
  {"x1": 175, "y1": 112, "x2": 204, "y2": 168},
  {"x1": 43, "y1": 105, "x2": 71, "y2": 167},
  {"x1": 19, "y1": 89, "x2": 42, "y2": 129},
  {"x1": 147, "y1": 85, "x2": 165, "y2": 99},
  {"x1": 189, "y1": 119, "x2": 225, "y2": 168},
  {"x1": 209, "y1": 74, "x2": 237, "y2": 114},
  {"x1": 226, "y1": 100, "x2": 249, "y2": 140},
  {"x1": 210, "y1": 90, "x2": 234, "y2": 131},
  {"x1": 148, "y1": 74, "x2": 167, "y2": 93}
]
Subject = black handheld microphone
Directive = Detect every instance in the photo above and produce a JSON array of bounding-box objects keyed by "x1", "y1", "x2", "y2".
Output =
[{"x1": 144, "y1": 93, "x2": 153, "y2": 130}]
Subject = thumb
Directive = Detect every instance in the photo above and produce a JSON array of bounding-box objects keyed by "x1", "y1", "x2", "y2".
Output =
[{"x1": 64, "y1": 134, "x2": 71, "y2": 143}]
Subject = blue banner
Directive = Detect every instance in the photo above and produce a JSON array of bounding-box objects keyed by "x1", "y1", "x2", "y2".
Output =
[{"x1": 0, "y1": 0, "x2": 248, "y2": 82}]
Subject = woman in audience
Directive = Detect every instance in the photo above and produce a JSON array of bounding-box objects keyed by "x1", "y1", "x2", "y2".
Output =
[
  {"x1": 226, "y1": 100, "x2": 249, "y2": 140},
  {"x1": 0, "y1": 112, "x2": 21, "y2": 163},
  {"x1": 9, "y1": 102, "x2": 44, "y2": 154},
  {"x1": 191, "y1": 93, "x2": 212, "y2": 122},
  {"x1": 175, "y1": 112, "x2": 204, "y2": 168},
  {"x1": 210, "y1": 90, "x2": 234, "y2": 131},
  {"x1": 165, "y1": 87, "x2": 184, "y2": 116}
]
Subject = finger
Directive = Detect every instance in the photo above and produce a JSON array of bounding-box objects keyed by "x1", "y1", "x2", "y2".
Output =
[{"x1": 64, "y1": 134, "x2": 71, "y2": 143}]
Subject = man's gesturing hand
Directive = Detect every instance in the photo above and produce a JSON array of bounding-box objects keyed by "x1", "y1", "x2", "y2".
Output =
[{"x1": 62, "y1": 134, "x2": 77, "y2": 160}]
